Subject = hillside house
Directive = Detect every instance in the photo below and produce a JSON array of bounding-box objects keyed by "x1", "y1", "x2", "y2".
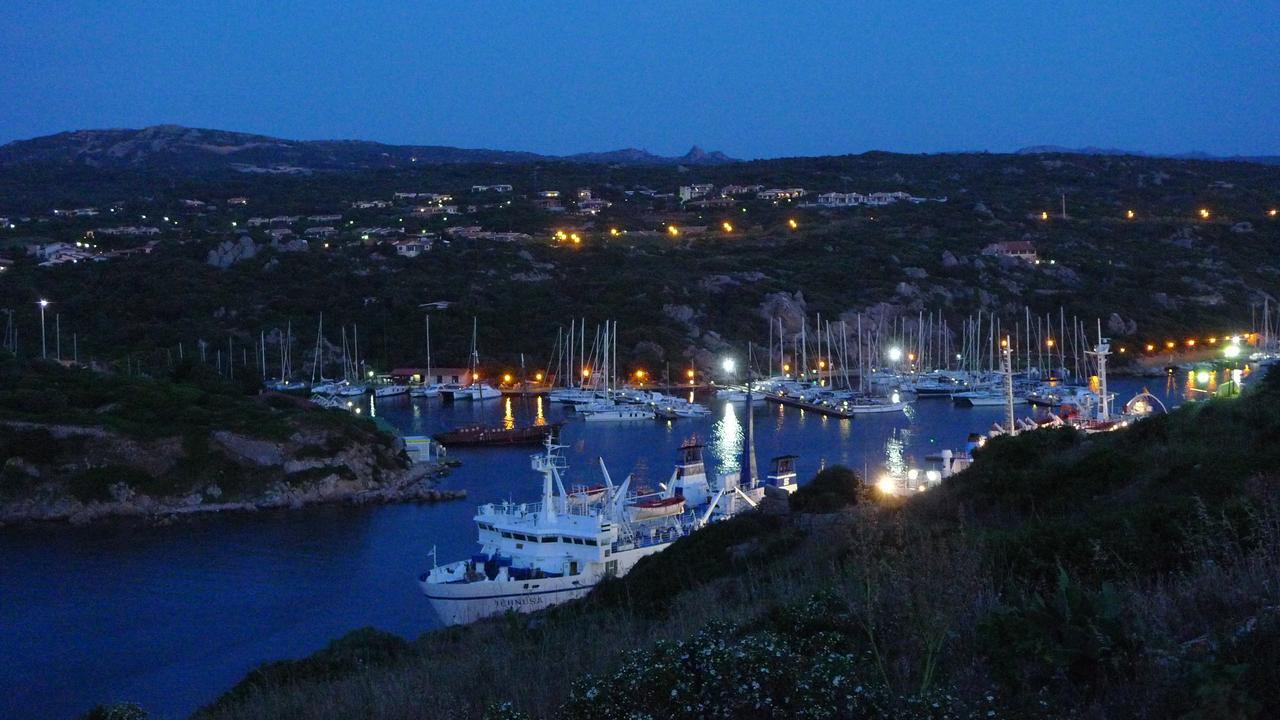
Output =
[{"x1": 982, "y1": 241, "x2": 1038, "y2": 263}]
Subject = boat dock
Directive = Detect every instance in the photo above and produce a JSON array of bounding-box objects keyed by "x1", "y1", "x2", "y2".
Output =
[{"x1": 766, "y1": 394, "x2": 855, "y2": 419}]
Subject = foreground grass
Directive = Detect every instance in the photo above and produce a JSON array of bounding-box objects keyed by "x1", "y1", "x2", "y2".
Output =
[{"x1": 160, "y1": 370, "x2": 1280, "y2": 718}]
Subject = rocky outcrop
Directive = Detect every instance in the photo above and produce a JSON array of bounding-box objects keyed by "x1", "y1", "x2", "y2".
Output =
[
  {"x1": 0, "y1": 419, "x2": 462, "y2": 526},
  {"x1": 207, "y1": 236, "x2": 258, "y2": 267}
]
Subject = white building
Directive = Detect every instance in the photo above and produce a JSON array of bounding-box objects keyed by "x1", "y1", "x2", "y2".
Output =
[
  {"x1": 817, "y1": 192, "x2": 866, "y2": 207},
  {"x1": 679, "y1": 184, "x2": 714, "y2": 202},
  {"x1": 757, "y1": 188, "x2": 807, "y2": 200}
]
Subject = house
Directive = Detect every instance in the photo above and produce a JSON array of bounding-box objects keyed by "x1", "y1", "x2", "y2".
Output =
[
  {"x1": 227, "y1": 197, "x2": 249, "y2": 206},
  {"x1": 818, "y1": 192, "x2": 866, "y2": 207},
  {"x1": 471, "y1": 184, "x2": 513, "y2": 193},
  {"x1": 720, "y1": 184, "x2": 764, "y2": 196},
  {"x1": 391, "y1": 238, "x2": 431, "y2": 258},
  {"x1": 982, "y1": 241, "x2": 1038, "y2": 263},
  {"x1": 267, "y1": 228, "x2": 295, "y2": 240},
  {"x1": 303, "y1": 226, "x2": 337, "y2": 238},
  {"x1": 307, "y1": 214, "x2": 343, "y2": 222},
  {"x1": 352, "y1": 200, "x2": 392, "y2": 209},
  {"x1": 757, "y1": 188, "x2": 807, "y2": 200},
  {"x1": 94, "y1": 226, "x2": 161, "y2": 236},
  {"x1": 679, "y1": 184, "x2": 714, "y2": 202},
  {"x1": 577, "y1": 198, "x2": 611, "y2": 215},
  {"x1": 391, "y1": 367, "x2": 470, "y2": 384},
  {"x1": 533, "y1": 191, "x2": 563, "y2": 212}
]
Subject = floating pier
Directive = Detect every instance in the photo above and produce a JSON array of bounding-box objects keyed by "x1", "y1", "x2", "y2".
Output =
[{"x1": 766, "y1": 394, "x2": 855, "y2": 419}]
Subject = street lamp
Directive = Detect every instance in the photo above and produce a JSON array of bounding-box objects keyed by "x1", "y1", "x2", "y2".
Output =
[
  {"x1": 38, "y1": 299, "x2": 49, "y2": 359},
  {"x1": 721, "y1": 357, "x2": 736, "y2": 374},
  {"x1": 887, "y1": 346, "x2": 903, "y2": 363}
]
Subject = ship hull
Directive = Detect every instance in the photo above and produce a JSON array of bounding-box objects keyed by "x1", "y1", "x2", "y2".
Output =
[{"x1": 421, "y1": 543, "x2": 669, "y2": 626}]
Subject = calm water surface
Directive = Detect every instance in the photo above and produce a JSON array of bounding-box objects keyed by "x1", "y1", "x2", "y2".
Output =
[{"x1": 0, "y1": 375, "x2": 1207, "y2": 719}]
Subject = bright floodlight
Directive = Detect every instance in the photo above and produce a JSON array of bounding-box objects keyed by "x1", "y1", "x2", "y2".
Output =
[
  {"x1": 876, "y1": 477, "x2": 896, "y2": 495},
  {"x1": 1224, "y1": 342, "x2": 1241, "y2": 359},
  {"x1": 1196, "y1": 370, "x2": 1211, "y2": 384},
  {"x1": 887, "y1": 346, "x2": 903, "y2": 363},
  {"x1": 721, "y1": 358, "x2": 737, "y2": 373},
  {"x1": 38, "y1": 299, "x2": 49, "y2": 308}
]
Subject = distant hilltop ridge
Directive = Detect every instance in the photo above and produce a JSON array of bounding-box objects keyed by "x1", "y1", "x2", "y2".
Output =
[
  {"x1": 0, "y1": 125, "x2": 738, "y2": 172},
  {"x1": 1015, "y1": 144, "x2": 1280, "y2": 165},
  {"x1": 0, "y1": 125, "x2": 1275, "y2": 172}
]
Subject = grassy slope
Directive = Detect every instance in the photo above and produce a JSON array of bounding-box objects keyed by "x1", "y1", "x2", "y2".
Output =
[{"x1": 191, "y1": 369, "x2": 1280, "y2": 719}]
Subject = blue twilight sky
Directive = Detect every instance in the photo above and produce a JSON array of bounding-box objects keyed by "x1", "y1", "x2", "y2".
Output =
[{"x1": 1, "y1": 1, "x2": 1277, "y2": 158}]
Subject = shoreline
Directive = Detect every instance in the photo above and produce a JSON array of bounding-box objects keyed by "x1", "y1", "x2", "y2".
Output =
[{"x1": 0, "y1": 460, "x2": 467, "y2": 528}]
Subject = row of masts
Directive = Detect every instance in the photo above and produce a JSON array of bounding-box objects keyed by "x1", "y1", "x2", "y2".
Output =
[{"x1": 757, "y1": 306, "x2": 1129, "y2": 385}]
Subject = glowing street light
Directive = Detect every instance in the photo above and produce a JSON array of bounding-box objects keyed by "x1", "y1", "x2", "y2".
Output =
[
  {"x1": 721, "y1": 357, "x2": 737, "y2": 374},
  {"x1": 1126, "y1": 209, "x2": 1135, "y2": 219},
  {"x1": 1040, "y1": 211, "x2": 1049, "y2": 221},
  {"x1": 502, "y1": 373, "x2": 514, "y2": 384},
  {"x1": 787, "y1": 218, "x2": 798, "y2": 230},
  {"x1": 1199, "y1": 208, "x2": 1211, "y2": 219},
  {"x1": 534, "y1": 372, "x2": 544, "y2": 382},
  {"x1": 37, "y1": 299, "x2": 49, "y2": 359},
  {"x1": 887, "y1": 346, "x2": 903, "y2": 363},
  {"x1": 721, "y1": 221, "x2": 734, "y2": 233},
  {"x1": 667, "y1": 225, "x2": 680, "y2": 237},
  {"x1": 1046, "y1": 338, "x2": 1056, "y2": 349}
]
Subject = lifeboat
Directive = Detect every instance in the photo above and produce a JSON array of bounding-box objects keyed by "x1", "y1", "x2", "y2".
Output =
[{"x1": 627, "y1": 496, "x2": 686, "y2": 520}]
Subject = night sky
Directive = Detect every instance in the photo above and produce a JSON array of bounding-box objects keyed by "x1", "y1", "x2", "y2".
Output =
[{"x1": 1, "y1": 1, "x2": 1277, "y2": 157}]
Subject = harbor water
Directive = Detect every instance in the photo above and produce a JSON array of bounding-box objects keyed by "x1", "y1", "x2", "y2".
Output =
[{"x1": 0, "y1": 374, "x2": 1211, "y2": 718}]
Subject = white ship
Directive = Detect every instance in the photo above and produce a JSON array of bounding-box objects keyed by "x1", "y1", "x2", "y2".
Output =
[{"x1": 419, "y1": 437, "x2": 776, "y2": 626}]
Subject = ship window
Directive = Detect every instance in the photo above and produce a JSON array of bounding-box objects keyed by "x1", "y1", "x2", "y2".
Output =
[
  {"x1": 541, "y1": 536, "x2": 556, "y2": 543},
  {"x1": 515, "y1": 543, "x2": 524, "y2": 549},
  {"x1": 500, "y1": 531, "x2": 512, "y2": 539},
  {"x1": 585, "y1": 539, "x2": 598, "y2": 546}
]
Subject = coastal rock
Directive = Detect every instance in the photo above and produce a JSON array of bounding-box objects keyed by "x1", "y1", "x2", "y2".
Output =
[
  {"x1": 903, "y1": 267, "x2": 928, "y2": 279},
  {"x1": 941, "y1": 251, "x2": 960, "y2": 268},
  {"x1": 213, "y1": 431, "x2": 285, "y2": 467}
]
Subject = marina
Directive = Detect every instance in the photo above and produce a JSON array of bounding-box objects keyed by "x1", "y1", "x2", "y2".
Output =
[{"x1": 0, "y1": 371, "x2": 1224, "y2": 719}]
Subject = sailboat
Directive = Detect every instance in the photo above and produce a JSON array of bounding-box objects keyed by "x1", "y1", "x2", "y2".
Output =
[
  {"x1": 411, "y1": 315, "x2": 441, "y2": 397},
  {"x1": 441, "y1": 318, "x2": 501, "y2": 402}
]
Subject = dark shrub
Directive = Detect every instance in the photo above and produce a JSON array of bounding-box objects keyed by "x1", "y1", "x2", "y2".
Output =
[{"x1": 790, "y1": 465, "x2": 860, "y2": 513}]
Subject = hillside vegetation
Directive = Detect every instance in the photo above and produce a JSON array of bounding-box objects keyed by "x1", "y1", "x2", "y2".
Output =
[
  {"x1": 1, "y1": 151, "x2": 1277, "y2": 379},
  {"x1": 0, "y1": 356, "x2": 451, "y2": 524},
  {"x1": 176, "y1": 369, "x2": 1280, "y2": 719}
]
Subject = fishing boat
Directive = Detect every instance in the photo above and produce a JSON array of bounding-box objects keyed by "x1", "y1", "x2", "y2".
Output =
[
  {"x1": 433, "y1": 422, "x2": 563, "y2": 447},
  {"x1": 420, "y1": 438, "x2": 755, "y2": 626}
]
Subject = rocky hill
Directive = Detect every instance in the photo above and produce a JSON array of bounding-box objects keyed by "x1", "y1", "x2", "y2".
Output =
[
  {"x1": 0, "y1": 125, "x2": 737, "y2": 173},
  {"x1": 0, "y1": 358, "x2": 459, "y2": 525}
]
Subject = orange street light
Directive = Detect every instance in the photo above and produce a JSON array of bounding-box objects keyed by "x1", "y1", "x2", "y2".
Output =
[
  {"x1": 1046, "y1": 338, "x2": 1056, "y2": 348},
  {"x1": 609, "y1": 227, "x2": 620, "y2": 236},
  {"x1": 667, "y1": 225, "x2": 680, "y2": 237},
  {"x1": 1199, "y1": 208, "x2": 1211, "y2": 219},
  {"x1": 1186, "y1": 339, "x2": 1196, "y2": 347},
  {"x1": 787, "y1": 218, "x2": 798, "y2": 230},
  {"x1": 721, "y1": 221, "x2": 733, "y2": 233},
  {"x1": 502, "y1": 373, "x2": 514, "y2": 384},
  {"x1": 1040, "y1": 211, "x2": 1049, "y2": 221},
  {"x1": 685, "y1": 368, "x2": 695, "y2": 379},
  {"x1": 1145, "y1": 343, "x2": 1155, "y2": 352},
  {"x1": 582, "y1": 368, "x2": 591, "y2": 378},
  {"x1": 1126, "y1": 209, "x2": 1135, "y2": 219},
  {"x1": 1165, "y1": 341, "x2": 1176, "y2": 350},
  {"x1": 534, "y1": 372, "x2": 544, "y2": 382}
]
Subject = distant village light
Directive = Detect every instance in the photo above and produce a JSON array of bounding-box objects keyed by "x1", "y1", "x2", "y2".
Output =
[
  {"x1": 1046, "y1": 338, "x2": 1055, "y2": 348},
  {"x1": 1126, "y1": 209, "x2": 1135, "y2": 219},
  {"x1": 1199, "y1": 208, "x2": 1211, "y2": 219},
  {"x1": 1040, "y1": 211, "x2": 1049, "y2": 221},
  {"x1": 1269, "y1": 209, "x2": 1278, "y2": 217},
  {"x1": 787, "y1": 218, "x2": 798, "y2": 229},
  {"x1": 667, "y1": 225, "x2": 680, "y2": 236},
  {"x1": 721, "y1": 221, "x2": 733, "y2": 233}
]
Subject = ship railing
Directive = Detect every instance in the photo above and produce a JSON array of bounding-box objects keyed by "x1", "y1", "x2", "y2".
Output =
[{"x1": 478, "y1": 500, "x2": 600, "y2": 519}]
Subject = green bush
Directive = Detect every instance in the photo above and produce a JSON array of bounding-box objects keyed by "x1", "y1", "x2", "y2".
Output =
[{"x1": 789, "y1": 465, "x2": 860, "y2": 513}]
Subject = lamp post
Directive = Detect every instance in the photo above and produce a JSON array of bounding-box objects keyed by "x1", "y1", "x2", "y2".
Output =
[{"x1": 38, "y1": 299, "x2": 49, "y2": 359}]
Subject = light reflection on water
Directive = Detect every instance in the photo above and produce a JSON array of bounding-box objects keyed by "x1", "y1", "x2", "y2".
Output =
[
  {"x1": 0, "y1": 374, "x2": 1216, "y2": 720},
  {"x1": 712, "y1": 402, "x2": 743, "y2": 477}
]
